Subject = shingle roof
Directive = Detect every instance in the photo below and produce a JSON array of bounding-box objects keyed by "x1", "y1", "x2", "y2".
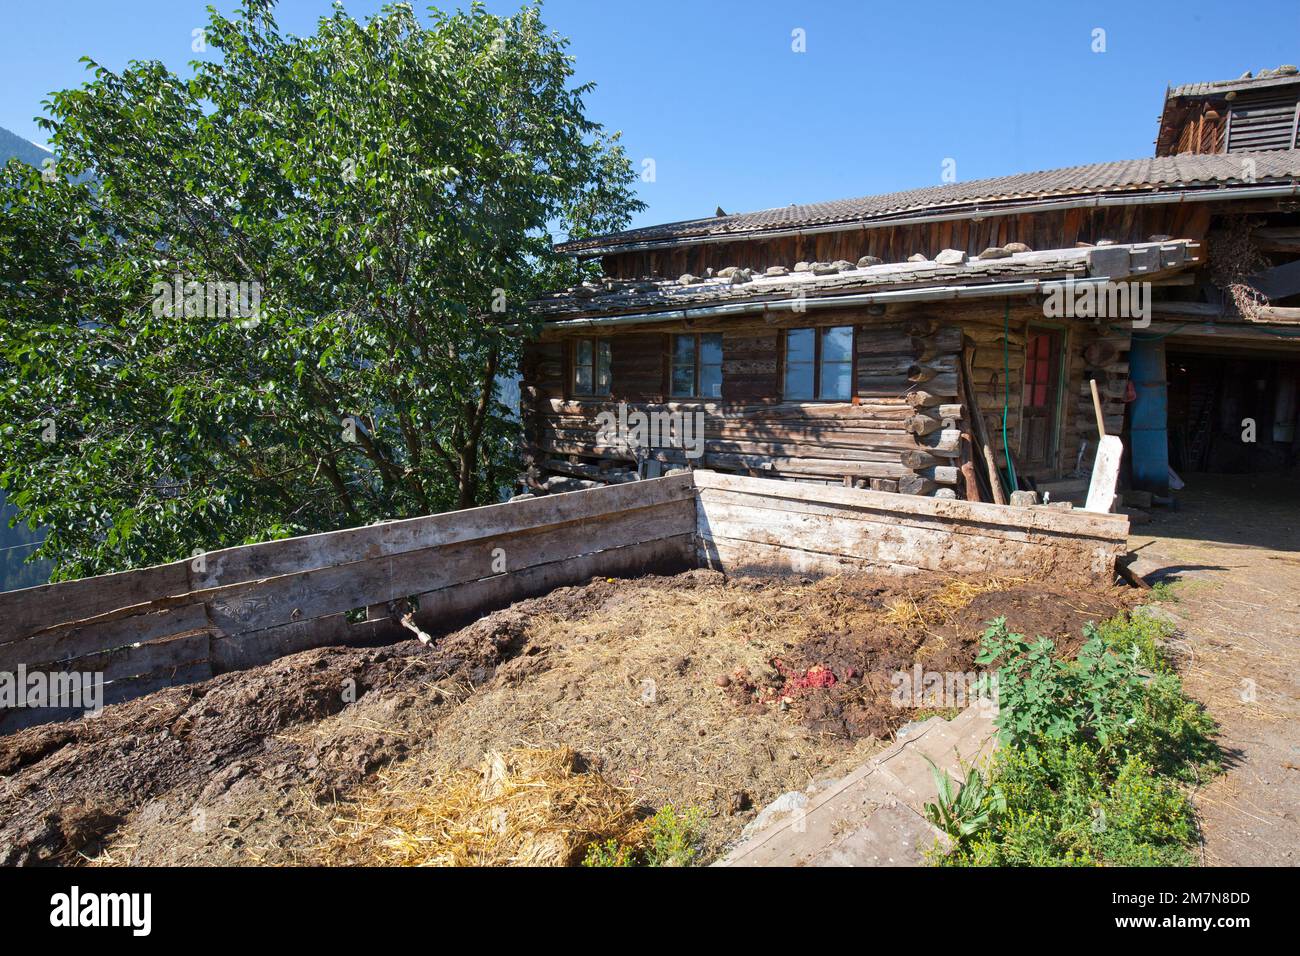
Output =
[{"x1": 558, "y1": 151, "x2": 1300, "y2": 256}]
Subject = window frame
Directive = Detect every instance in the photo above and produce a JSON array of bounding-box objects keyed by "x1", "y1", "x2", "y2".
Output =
[
  {"x1": 669, "y1": 332, "x2": 724, "y2": 399},
  {"x1": 781, "y1": 325, "x2": 856, "y2": 401},
  {"x1": 569, "y1": 336, "x2": 612, "y2": 398}
]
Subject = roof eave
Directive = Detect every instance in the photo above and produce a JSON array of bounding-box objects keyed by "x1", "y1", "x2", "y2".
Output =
[{"x1": 558, "y1": 180, "x2": 1300, "y2": 259}]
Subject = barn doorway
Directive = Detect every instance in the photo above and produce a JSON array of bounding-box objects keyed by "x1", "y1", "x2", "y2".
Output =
[{"x1": 1166, "y1": 349, "x2": 1300, "y2": 476}]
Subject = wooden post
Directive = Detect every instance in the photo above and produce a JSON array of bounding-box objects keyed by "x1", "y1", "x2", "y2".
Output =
[
  {"x1": 983, "y1": 444, "x2": 1007, "y2": 506},
  {"x1": 960, "y1": 460, "x2": 981, "y2": 502},
  {"x1": 958, "y1": 432, "x2": 983, "y2": 502},
  {"x1": 1090, "y1": 378, "x2": 1107, "y2": 438},
  {"x1": 960, "y1": 349, "x2": 1007, "y2": 506}
]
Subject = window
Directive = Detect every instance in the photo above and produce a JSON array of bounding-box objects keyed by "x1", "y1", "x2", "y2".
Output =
[
  {"x1": 783, "y1": 326, "x2": 853, "y2": 400},
  {"x1": 670, "y1": 333, "x2": 723, "y2": 398},
  {"x1": 571, "y1": 338, "x2": 611, "y2": 397}
]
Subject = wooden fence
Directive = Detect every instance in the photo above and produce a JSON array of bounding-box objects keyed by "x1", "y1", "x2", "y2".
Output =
[
  {"x1": 0, "y1": 475, "x2": 696, "y2": 732},
  {"x1": 694, "y1": 471, "x2": 1129, "y2": 580},
  {"x1": 1, "y1": 470, "x2": 1128, "y2": 733}
]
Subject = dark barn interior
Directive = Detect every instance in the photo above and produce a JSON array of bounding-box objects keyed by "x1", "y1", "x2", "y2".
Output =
[{"x1": 1166, "y1": 348, "x2": 1300, "y2": 476}]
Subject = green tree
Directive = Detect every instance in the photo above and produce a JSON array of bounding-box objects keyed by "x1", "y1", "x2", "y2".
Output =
[{"x1": 0, "y1": 0, "x2": 641, "y2": 581}]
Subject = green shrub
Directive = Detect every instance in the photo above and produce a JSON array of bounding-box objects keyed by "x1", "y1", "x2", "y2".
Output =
[
  {"x1": 1124, "y1": 671, "x2": 1220, "y2": 784},
  {"x1": 942, "y1": 614, "x2": 1217, "y2": 867},
  {"x1": 582, "y1": 839, "x2": 637, "y2": 867},
  {"x1": 1095, "y1": 609, "x2": 1173, "y2": 672},
  {"x1": 945, "y1": 742, "x2": 1198, "y2": 867},
  {"x1": 1148, "y1": 581, "x2": 1179, "y2": 603},
  {"x1": 976, "y1": 618, "x2": 1144, "y2": 749},
  {"x1": 643, "y1": 806, "x2": 705, "y2": 866}
]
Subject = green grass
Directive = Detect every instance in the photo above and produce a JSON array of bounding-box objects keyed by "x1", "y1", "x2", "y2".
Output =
[
  {"x1": 582, "y1": 805, "x2": 705, "y2": 867},
  {"x1": 912, "y1": 707, "x2": 962, "y2": 722},
  {"x1": 1148, "y1": 581, "x2": 1180, "y2": 603}
]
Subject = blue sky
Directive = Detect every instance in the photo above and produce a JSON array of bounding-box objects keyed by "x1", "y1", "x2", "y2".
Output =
[{"x1": 2, "y1": 0, "x2": 1297, "y2": 230}]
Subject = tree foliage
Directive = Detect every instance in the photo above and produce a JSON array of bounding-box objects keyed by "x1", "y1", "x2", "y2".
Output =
[{"x1": 0, "y1": 0, "x2": 641, "y2": 580}]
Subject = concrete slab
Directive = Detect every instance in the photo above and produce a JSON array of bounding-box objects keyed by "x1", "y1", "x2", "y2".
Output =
[{"x1": 716, "y1": 706, "x2": 998, "y2": 867}]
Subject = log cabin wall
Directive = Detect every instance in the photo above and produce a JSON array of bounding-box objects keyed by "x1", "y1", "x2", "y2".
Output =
[
  {"x1": 517, "y1": 306, "x2": 1149, "y2": 502},
  {"x1": 521, "y1": 304, "x2": 1128, "y2": 495},
  {"x1": 520, "y1": 302, "x2": 1138, "y2": 500},
  {"x1": 597, "y1": 205, "x2": 1211, "y2": 279}
]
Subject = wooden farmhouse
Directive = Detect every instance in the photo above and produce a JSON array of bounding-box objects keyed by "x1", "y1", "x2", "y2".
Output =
[{"x1": 521, "y1": 67, "x2": 1300, "y2": 505}]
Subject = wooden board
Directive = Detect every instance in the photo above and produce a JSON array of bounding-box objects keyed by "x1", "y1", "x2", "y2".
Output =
[
  {"x1": 2, "y1": 474, "x2": 695, "y2": 643},
  {"x1": 1085, "y1": 435, "x2": 1124, "y2": 514},
  {"x1": 694, "y1": 470, "x2": 1128, "y2": 582}
]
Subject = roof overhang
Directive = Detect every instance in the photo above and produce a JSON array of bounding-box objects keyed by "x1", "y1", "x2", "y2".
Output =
[{"x1": 534, "y1": 240, "x2": 1202, "y2": 331}]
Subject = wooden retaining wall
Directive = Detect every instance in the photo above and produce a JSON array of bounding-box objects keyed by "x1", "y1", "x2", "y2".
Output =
[
  {"x1": 1, "y1": 469, "x2": 1129, "y2": 733},
  {"x1": 0, "y1": 475, "x2": 697, "y2": 732},
  {"x1": 694, "y1": 470, "x2": 1129, "y2": 581}
]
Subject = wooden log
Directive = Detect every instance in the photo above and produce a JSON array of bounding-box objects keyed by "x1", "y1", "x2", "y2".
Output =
[
  {"x1": 1089, "y1": 378, "x2": 1107, "y2": 438},
  {"x1": 900, "y1": 450, "x2": 940, "y2": 470},
  {"x1": 959, "y1": 432, "x2": 986, "y2": 503},
  {"x1": 912, "y1": 325, "x2": 962, "y2": 351},
  {"x1": 703, "y1": 453, "x2": 910, "y2": 479},
  {"x1": 922, "y1": 465, "x2": 961, "y2": 485},
  {"x1": 905, "y1": 391, "x2": 945, "y2": 408},
  {"x1": 924, "y1": 429, "x2": 962, "y2": 457},
  {"x1": 898, "y1": 474, "x2": 937, "y2": 496},
  {"x1": 908, "y1": 371, "x2": 958, "y2": 395},
  {"x1": 960, "y1": 459, "x2": 981, "y2": 503},
  {"x1": 542, "y1": 459, "x2": 639, "y2": 483},
  {"x1": 963, "y1": 327, "x2": 1027, "y2": 347},
  {"x1": 905, "y1": 414, "x2": 943, "y2": 437},
  {"x1": 960, "y1": 349, "x2": 1007, "y2": 507},
  {"x1": 983, "y1": 444, "x2": 1007, "y2": 505},
  {"x1": 907, "y1": 361, "x2": 957, "y2": 383}
]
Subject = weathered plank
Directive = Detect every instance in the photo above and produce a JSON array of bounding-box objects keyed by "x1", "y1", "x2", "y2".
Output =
[
  {"x1": 697, "y1": 488, "x2": 1122, "y2": 548},
  {"x1": 1, "y1": 474, "x2": 695, "y2": 643},
  {"x1": 203, "y1": 498, "x2": 694, "y2": 636},
  {"x1": 699, "y1": 535, "x2": 918, "y2": 577},
  {"x1": 694, "y1": 470, "x2": 1127, "y2": 581},
  {"x1": 698, "y1": 504, "x2": 1108, "y2": 577},
  {"x1": 0, "y1": 603, "x2": 211, "y2": 672},
  {"x1": 693, "y1": 470, "x2": 1129, "y2": 539}
]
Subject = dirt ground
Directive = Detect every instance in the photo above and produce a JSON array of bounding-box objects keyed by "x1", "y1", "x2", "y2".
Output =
[
  {"x1": 0, "y1": 568, "x2": 1130, "y2": 867},
  {"x1": 1128, "y1": 473, "x2": 1300, "y2": 867}
]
